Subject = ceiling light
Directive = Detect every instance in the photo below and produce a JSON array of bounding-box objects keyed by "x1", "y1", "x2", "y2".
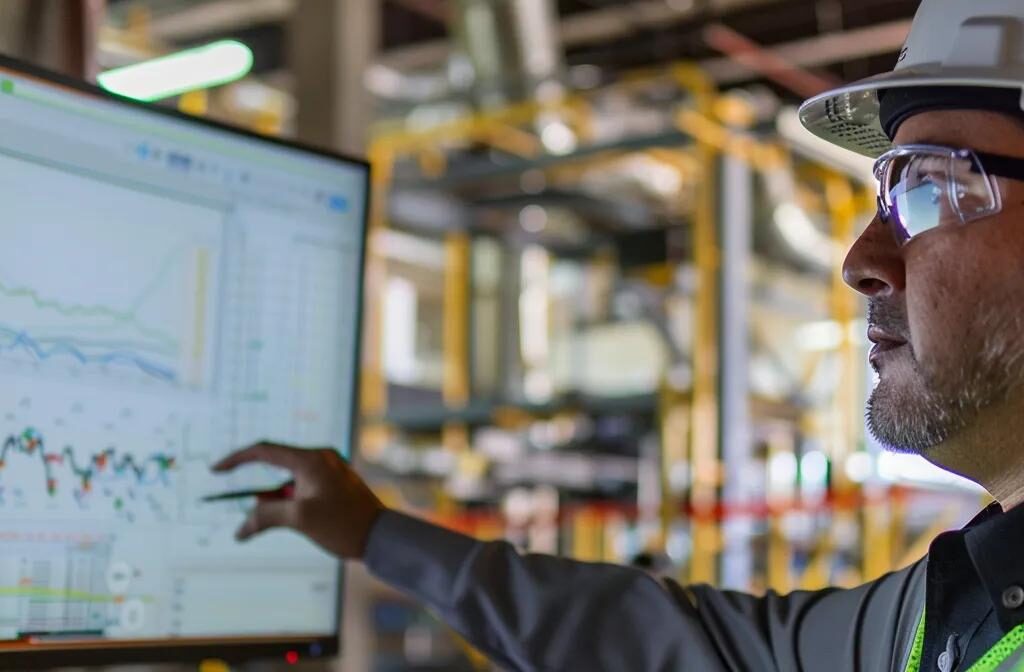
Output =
[{"x1": 98, "y1": 40, "x2": 254, "y2": 102}]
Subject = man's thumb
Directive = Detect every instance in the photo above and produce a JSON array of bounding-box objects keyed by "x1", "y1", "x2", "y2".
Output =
[{"x1": 236, "y1": 501, "x2": 294, "y2": 541}]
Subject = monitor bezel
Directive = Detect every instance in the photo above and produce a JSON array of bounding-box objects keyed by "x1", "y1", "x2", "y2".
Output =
[{"x1": 0, "y1": 53, "x2": 370, "y2": 669}]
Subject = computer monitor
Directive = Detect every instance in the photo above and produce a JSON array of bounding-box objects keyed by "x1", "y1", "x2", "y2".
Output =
[{"x1": 0, "y1": 56, "x2": 369, "y2": 668}]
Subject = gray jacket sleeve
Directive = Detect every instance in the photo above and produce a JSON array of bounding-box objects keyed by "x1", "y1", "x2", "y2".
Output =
[{"x1": 363, "y1": 510, "x2": 926, "y2": 672}]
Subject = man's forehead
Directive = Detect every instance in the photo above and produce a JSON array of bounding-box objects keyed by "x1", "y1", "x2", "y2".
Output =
[{"x1": 893, "y1": 110, "x2": 1024, "y2": 152}]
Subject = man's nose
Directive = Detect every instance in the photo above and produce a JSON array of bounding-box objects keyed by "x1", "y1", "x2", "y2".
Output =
[{"x1": 842, "y1": 215, "x2": 905, "y2": 298}]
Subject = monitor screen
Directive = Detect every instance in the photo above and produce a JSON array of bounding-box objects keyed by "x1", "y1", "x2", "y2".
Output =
[{"x1": 0, "y1": 58, "x2": 368, "y2": 668}]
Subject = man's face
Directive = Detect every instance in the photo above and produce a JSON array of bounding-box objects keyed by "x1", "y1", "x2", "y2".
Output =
[{"x1": 844, "y1": 109, "x2": 1024, "y2": 455}]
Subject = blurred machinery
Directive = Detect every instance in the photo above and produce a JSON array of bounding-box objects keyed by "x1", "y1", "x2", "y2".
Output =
[{"x1": 350, "y1": 0, "x2": 977, "y2": 597}]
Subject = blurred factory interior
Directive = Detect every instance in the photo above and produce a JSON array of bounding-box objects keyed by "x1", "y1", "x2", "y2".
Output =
[{"x1": 0, "y1": 1, "x2": 985, "y2": 670}]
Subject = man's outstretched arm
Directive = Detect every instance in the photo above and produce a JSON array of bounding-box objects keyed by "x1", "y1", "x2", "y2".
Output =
[
  {"x1": 214, "y1": 443, "x2": 924, "y2": 672},
  {"x1": 363, "y1": 508, "x2": 727, "y2": 671}
]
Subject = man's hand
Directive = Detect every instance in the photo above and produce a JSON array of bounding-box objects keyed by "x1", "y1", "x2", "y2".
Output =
[{"x1": 212, "y1": 443, "x2": 386, "y2": 560}]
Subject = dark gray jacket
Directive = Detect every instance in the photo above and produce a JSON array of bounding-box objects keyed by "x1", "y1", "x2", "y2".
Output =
[{"x1": 364, "y1": 511, "x2": 927, "y2": 671}]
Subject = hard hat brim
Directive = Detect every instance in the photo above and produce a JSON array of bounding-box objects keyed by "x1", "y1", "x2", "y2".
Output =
[{"x1": 798, "y1": 66, "x2": 1024, "y2": 158}]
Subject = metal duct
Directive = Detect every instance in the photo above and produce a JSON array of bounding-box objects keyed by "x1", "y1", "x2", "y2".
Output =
[{"x1": 453, "y1": 0, "x2": 565, "y2": 108}]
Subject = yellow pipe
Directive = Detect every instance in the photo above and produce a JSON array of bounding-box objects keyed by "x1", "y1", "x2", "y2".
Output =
[
  {"x1": 887, "y1": 490, "x2": 906, "y2": 571},
  {"x1": 572, "y1": 509, "x2": 603, "y2": 562},
  {"x1": 442, "y1": 233, "x2": 472, "y2": 458},
  {"x1": 443, "y1": 233, "x2": 471, "y2": 408},
  {"x1": 767, "y1": 524, "x2": 791, "y2": 591},
  {"x1": 670, "y1": 63, "x2": 722, "y2": 587},
  {"x1": 371, "y1": 96, "x2": 574, "y2": 155},
  {"x1": 178, "y1": 89, "x2": 208, "y2": 117},
  {"x1": 824, "y1": 173, "x2": 859, "y2": 468},
  {"x1": 675, "y1": 109, "x2": 786, "y2": 172},
  {"x1": 369, "y1": 61, "x2": 737, "y2": 161},
  {"x1": 475, "y1": 120, "x2": 542, "y2": 158},
  {"x1": 672, "y1": 62, "x2": 714, "y2": 105},
  {"x1": 658, "y1": 385, "x2": 690, "y2": 547},
  {"x1": 819, "y1": 172, "x2": 865, "y2": 584},
  {"x1": 253, "y1": 110, "x2": 282, "y2": 137},
  {"x1": 644, "y1": 150, "x2": 695, "y2": 552},
  {"x1": 198, "y1": 661, "x2": 230, "y2": 672},
  {"x1": 862, "y1": 500, "x2": 893, "y2": 581},
  {"x1": 360, "y1": 144, "x2": 395, "y2": 420}
]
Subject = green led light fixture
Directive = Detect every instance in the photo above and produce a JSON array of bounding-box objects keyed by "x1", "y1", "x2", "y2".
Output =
[{"x1": 98, "y1": 40, "x2": 254, "y2": 102}]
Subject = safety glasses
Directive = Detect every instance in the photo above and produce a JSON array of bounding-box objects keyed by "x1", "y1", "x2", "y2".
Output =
[{"x1": 873, "y1": 144, "x2": 1024, "y2": 243}]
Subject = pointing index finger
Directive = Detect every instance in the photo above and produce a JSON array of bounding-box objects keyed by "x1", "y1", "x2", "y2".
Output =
[{"x1": 212, "y1": 442, "x2": 313, "y2": 474}]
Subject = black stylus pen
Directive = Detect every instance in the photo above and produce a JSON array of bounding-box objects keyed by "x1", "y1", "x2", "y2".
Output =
[{"x1": 201, "y1": 480, "x2": 296, "y2": 502}]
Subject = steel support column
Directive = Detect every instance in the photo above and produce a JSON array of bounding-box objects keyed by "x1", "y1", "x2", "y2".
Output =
[
  {"x1": 718, "y1": 149, "x2": 755, "y2": 590},
  {"x1": 288, "y1": 0, "x2": 380, "y2": 154}
]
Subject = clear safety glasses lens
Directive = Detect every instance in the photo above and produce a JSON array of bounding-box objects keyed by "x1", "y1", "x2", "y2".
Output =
[{"x1": 874, "y1": 147, "x2": 1001, "y2": 243}]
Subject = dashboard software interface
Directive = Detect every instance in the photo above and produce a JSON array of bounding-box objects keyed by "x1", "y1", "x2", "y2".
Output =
[{"x1": 0, "y1": 66, "x2": 366, "y2": 651}]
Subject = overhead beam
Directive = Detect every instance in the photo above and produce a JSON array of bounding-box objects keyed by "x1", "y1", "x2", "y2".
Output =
[
  {"x1": 703, "y1": 23, "x2": 842, "y2": 97},
  {"x1": 701, "y1": 19, "x2": 912, "y2": 85},
  {"x1": 138, "y1": 0, "x2": 295, "y2": 42},
  {"x1": 377, "y1": 0, "x2": 787, "y2": 70}
]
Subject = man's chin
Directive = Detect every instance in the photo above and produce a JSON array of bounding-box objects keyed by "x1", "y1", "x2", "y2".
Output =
[{"x1": 865, "y1": 380, "x2": 957, "y2": 455}]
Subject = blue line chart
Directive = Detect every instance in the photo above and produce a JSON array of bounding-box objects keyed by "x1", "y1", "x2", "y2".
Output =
[{"x1": 0, "y1": 325, "x2": 177, "y2": 382}]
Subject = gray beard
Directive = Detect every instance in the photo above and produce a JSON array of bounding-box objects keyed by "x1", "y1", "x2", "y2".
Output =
[{"x1": 866, "y1": 309, "x2": 1024, "y2": 454}]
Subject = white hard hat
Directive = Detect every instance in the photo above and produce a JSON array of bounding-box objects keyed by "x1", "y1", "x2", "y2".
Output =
[{"x1": 798, "y1": 0, "x2": 1024, "y2": 158}]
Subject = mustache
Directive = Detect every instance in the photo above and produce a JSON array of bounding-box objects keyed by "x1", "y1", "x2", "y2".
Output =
[{"x1": 867, "y1": 300, "x2": 909, "y2": 341}]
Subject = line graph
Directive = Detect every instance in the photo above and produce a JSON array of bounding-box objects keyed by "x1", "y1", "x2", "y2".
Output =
[
  {"x1": 0, "y1": 199, "x2": 222, "y2": 389},
  {"x1": 0, "y1": 387, "x2": 200, "y2": 524},
  {"x1": 0, "y1": 428, "x2": 176, "y2": 499},
  {"x1": 0, "y1": 325, "x2": 177, "y2": 382},
  {"x1": 0, "y1": 278, "x2": 178, "y2": 349}
]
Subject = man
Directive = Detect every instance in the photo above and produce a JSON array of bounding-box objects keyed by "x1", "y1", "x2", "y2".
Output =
[{"x1": 214, "y1": 0, "x2": 1024, "y2": 669}]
